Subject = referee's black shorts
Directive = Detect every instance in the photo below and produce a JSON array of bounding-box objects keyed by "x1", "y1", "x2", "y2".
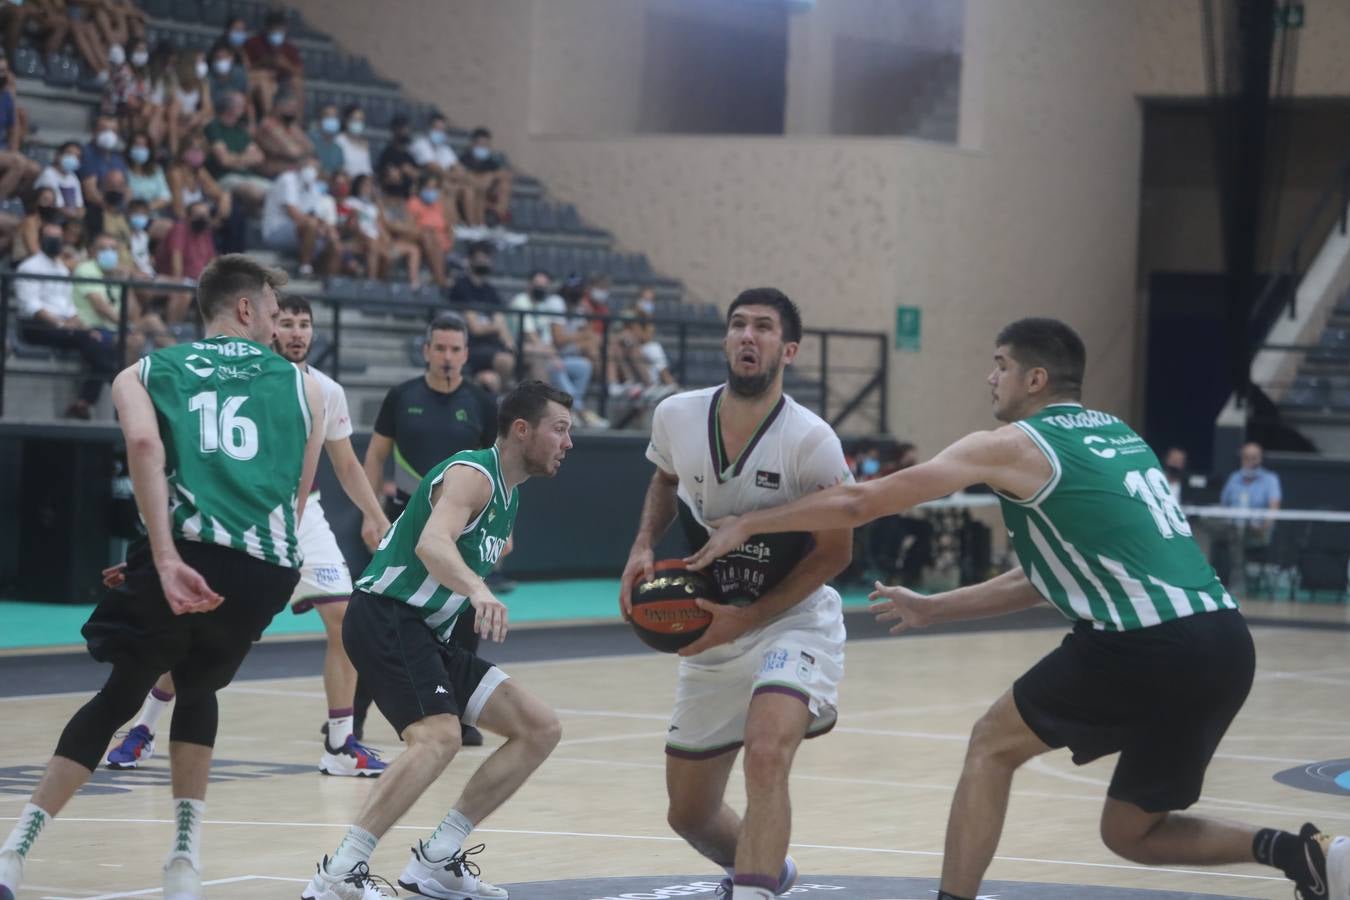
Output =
[
  {"x1": 342, "y1": 590, "x2": 506, "y2": 739},
  {"x1": 1013, "y1": 608, "x2": 1255, "y2": 813},
  {"x1": 82, "y1": 539, "x2": 299, "y2": 700}
]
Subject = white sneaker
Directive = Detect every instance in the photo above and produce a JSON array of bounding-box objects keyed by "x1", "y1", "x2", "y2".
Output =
[
  {"x1": 162, "y1": 857, "x2": 202, "y2": 900},
  {"x1": 301, "y1": 857, "x2": 398, "y2": 900},
  {"x1": 398, "y1": 841, "x2": 507, "y2": 899},
  {"x1": 0, "y1": 848, "x2": 23, "y2": 900},
  {"x1": 1329, "y1": 832, "x2": 1350, "y2": 900}
]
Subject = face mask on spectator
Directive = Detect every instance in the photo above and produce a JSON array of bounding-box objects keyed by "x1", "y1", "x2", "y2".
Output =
[
  {"x1": 190, "y1": 216, "x2": 211, "y2": 233},
  {"x1": 103, "y1": 190, "x2": 124, "y2": 208},
  {"x1": 185, "y1": 148, "x2": 205, "y2": 168},
  {"x1": 37, "y1": 205, "x2": 58, "y2": 223},
  {"x1": 96, "y1": 248, "x2": 119, "y2": 270},
  {"x1": 194, "y1": 59, "x2": 208, "y2": 79},
  {"x1": 108, "y1": 43, "x2": 125, "y2": 66},
  {"x1": 131, "y1": 50, "x2": 148, "y2": 67},
  {"x1": 129, "y1": 146, "x2": 150, "y2": 165},
  {"x1": 590, "y1": 289, "x2": 609, "y2": 303},
  {"x1": 636, "y1": 297, "x2": 655, "y2": 316},
  {"x1": 300, "y1": 164, "x2": 317, "y2": 184},
  {"x1": 472, "y1": 145, "x2": 490, "y2": 161},
  {"x1": 429, "y1": 129, "x2": 446, "y2": 145},
  {"x1": 129, "y1": 213, "x2": 149, "y2": 231},
  {"x1": 40, "y1": 235, "x2": 61, "y2": 258},
  {"x1": 228, "y1": 29, "x2": 246, "y2": 47},
  {"x1": 213, "y1": 57, "x2": 232, "y2": 75},
  {"x1": 529, "y1": 286, "x2": 547, "y2": 301},
  {"x1": 419, "y1": 187, "x2": 439, "y2": 204},
  {"x1": 471, "y1": 261, "x2": 492, "y2": 277},
  {"x1": 321, "y1": 116, "x2": 339, "y2": 134},
  {"x1": 313, "y1": 180, "x2": 328, "y2": 196},
  {"x1": 383, "y1": 178, "x2": 408, "y2": 198},
  {"x1": 860, "y1": 457, "x2": 881, "y2": 477},
  {"x1": 348, "y1": 119, "x2": 365, "y2": 136},
  {"x1": 59, "y1": 153, "x2": 79, "y2": 173},
  {"x1": 268, "y1": 30, "x2": 285, "y2": 46},
  {"x1": 95, "y1": 129, "x2": 119, "y2": 150},
  {"x1": 281, "y1": 111, "x2": 297, "y2": 125}
]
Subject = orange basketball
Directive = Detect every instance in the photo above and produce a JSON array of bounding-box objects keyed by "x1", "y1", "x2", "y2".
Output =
[{"x1": 629, "y1": 560, "x2": 721, "y2": 653}]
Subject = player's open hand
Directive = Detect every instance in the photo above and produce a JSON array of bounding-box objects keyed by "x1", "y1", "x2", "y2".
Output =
[
  {"x1": 683, "y1": 517, "x2": 747, "y2": 572},
  {"x1": 470, "y1": 590, "x2": 508, "y2": 643},
  {"x1": 158, "y1": 559, "x2": 224, "y2": 615},
  {"x1": 677, "y1": 599, "x2": 755, "y2": 657},
  {"x1": 101, "y1": 562, "x2": 128, "y2": 589},
  {"x1": 360, "y1": 513, "x2": 391, "y2": 552},
  {"x1": 868, "y1": 581, "x2": 932, "y2": 635},
  {"x1": 618, "y1": 545, "x2": 654, "y2": 620}
]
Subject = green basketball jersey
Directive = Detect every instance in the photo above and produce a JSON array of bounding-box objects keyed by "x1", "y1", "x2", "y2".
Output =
[
  {"x1": 356, "y1": 446, "x2": 518, "y2": 640},
  {"x1": 137, "y1": 335, "x2": 313, "y2": 568},
  {"x1": 997, "y1": 403, "x2": 1236, "y2": 632}
]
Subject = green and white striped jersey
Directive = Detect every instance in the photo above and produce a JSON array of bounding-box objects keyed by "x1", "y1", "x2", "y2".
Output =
[
  {"x1": 356, "y1": 446, "x2": 517, "y2": 641},
  {"x1": 138, "y1": 336, "x2": 312, "y2": 568},
  {"x1": 997, "y1": 403, "x2": 1237, "y2": 631}
]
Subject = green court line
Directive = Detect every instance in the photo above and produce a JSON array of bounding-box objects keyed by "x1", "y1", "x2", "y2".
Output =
[{"x1": 0, "y1": 581, "x2": 880, "y2": 651}]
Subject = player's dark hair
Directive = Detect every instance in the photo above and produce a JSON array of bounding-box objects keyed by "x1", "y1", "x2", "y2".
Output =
[
  {"x1": 279, "y1": 294, "x2": 312, "y2": 319},
  {"x1": 426, "y1": 312, "x2": 467, "y2": 342},
  {"x1": 727, "y1": 287, "x2": 802, "y2": 344},
  {"x1": 196, "y1": 253, "x2": 289, "y2": 323},
  {"x1": 498, "y1": 380, "x2": 572, "y2": 437},
  {"x1": 995, "y1": 317, "x2": 1086, "y2": 399}
]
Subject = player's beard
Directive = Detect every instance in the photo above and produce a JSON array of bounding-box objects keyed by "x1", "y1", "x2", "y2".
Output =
[
  {"x1": 274, "y1": 339, "x2": 309, "y2": 364},
  {"x1": 726, "y1": 352, "x2": 781, "y2": 398}
]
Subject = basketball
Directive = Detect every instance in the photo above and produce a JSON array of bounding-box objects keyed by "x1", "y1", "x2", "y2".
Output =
[{"x1": 628, "y1": 560, "x2": 722, "y2": 653}]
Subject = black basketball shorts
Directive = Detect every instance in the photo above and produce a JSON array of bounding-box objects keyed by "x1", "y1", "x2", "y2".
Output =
[
  {"x1": 82, "y1": 539, "x2": 299, "y2": 699},
  {"x1": 342, "y1": 590, "x2": 508, "y2": 738},
  {"x1": 1013, "y1": 608, "x2": 1255, "y2": 813}
]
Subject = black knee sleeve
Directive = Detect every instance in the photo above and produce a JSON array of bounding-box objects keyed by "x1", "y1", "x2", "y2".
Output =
[
  {"x1": 168, "y1": 692, "x2": 219, "y2": 748},
  {"x1": 53, "y1": 665, "x2": 162, "y2": 770}
]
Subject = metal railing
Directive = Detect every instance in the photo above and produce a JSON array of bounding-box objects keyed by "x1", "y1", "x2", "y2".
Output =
[{"x1": 0, "y1": 271, "x2": 890, "y2": 433}]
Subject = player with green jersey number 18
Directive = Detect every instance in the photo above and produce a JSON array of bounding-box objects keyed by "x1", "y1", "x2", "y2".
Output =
[
  {"x1": 0, "y1": 254, "x2": 327, "y2": 900},
  {"x1": 687, "y1": 317, "x2": 1349, "y2": 900}
]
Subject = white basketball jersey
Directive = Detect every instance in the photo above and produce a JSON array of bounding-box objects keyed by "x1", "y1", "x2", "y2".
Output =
[{"x1": 646, "y1": 385, "x2": 852, "y2": 606}]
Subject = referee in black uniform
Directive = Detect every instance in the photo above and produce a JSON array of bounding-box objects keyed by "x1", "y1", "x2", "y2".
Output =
[{"x1": 359, "y1": 312, "x2": 500, "y2": 745}]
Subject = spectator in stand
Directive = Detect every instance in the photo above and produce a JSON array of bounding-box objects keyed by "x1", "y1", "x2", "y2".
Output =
[
  {"x1": 205, "y1": 41, "x2": 249, "y2": 119},
  {"x1": 1164, "y1": 446, "x2": 1189, "y2": 505},
  {"x1": 92, "y1": 0, "x2": 146, "y2": 67},
  {"x1": 4, "y1": 0, "x2": 69, "y2": 65},
  {"x1": 262, "y1": 153, "x2": 338, "y2": 278},
  {"x1": 342, "y1": 172, "x2": 419, "y2": 284},
  {"x1": 335, "y1": 104, "x2": 371, "y2": 178},
  {"x1": 378, "y1": 160, "x2": 443, "y2": 287},
  {"x1": 582, "y1": 272, "x2": 612, "y2": 335},
  {"x1": 509, "y1": 268, "x2": 595, "y2": 403},
  {"x1": 156, "y1": 198, "x2": 216, "y2": 296},
  {"x1": 308, "y1": 102, "x2": 344, "y2": 176},
  {"x1": 243, "y1": 11, "x2": 303, "y2": 119},
  {"x1": 405, "y1": 171, "x2": 451, "y2": 270},
  {"x1": 256, "y1": 90, "x2": 313, "y2": 177},
  {"x1": 607, "y1": 308, "x2": 678, "y2": 402},
  {"x1": 204, "y1": 90, "x2": 268, "y2": 210},
  {"x1": 104, "y1": 38, "x2": 161, "y2": 145},
  {"x1": 0, "y1": 54, "x2": 37, "y2": 199},
  {"x1": 85, "y1": 167, "x2": 140, "y2": 248},
  {"x1": 121, "y1": 197, "x2": 155, "y2": 278},
  {"x1": 71, "y1": 231, "x2": 169, "y2": 359},
  {"x1": 213, "y1": 15, "x2": 249, "y2": 65},
  {"x1": 550, "y1": 273, "x2": 605, "y2": 426},
  {"x1": 13, "y1": 187, "x2": 58, "y2": 263},
  {"x1": 165, "y1": 51, "x2": 213, "y2": 156},
  {"x1": 1211, "y1": 441, "x2": 1283, "y2": 584},
  {"x1": 36, "y1": 141, "x2": 85, "y2": 223},
  {"x1": 167, "y1": 133, "x2": 229, "y2": 223},
  {"x1": 376, "y1": 114, "x2": 418, "y2": 182},
  {"x1": 125, "y1": 131, "x2": 171, "y2": 219},
  {"x1": 60, "y1": 0, "x2": 112, "y2": 85},
  {"x1": 447, "y1": 240, "x2": 515, "y2": 393},
  {"x1": 460, "y1": 126, "x2": 512, "y2": 227},
  {"x1": 15, "y1": 221, "x2": 119, "y2": 418},
  {"x1": 633, "y1": 308, "x2": 678, "y2": 397},
  {"x1": 409, "y1": 112, "x2": 468, "y2": 229},
  {"x1": 79, "y1": 114, "x2": 127, "y2": 210}
]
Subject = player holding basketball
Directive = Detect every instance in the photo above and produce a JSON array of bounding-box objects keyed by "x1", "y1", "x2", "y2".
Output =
[
  {"x1": 0, "y1": 255, "x2": 326, "y2": 900},
  {"x1": 620, "y1": 288, "x2": 854, "y2": 900},
  {"x1": 104, "y1": 295, "x2": 392, "y2": 778},
  {"x1": 687, "y1": 318, "x2": 1349, "y2": 900},
  {"x1": 302, "y1": 381, "x2": 572, "y2": 900}
]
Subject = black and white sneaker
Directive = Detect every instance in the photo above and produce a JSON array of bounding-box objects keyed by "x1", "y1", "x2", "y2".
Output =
[{"x1": 1292, "y1": 823, "x2": 1350, "y2": 900}]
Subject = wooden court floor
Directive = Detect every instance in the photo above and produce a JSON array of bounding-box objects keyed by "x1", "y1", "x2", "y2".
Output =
[{"x1": 3, "y1": 609, "x2": 1350, "y2": 898}]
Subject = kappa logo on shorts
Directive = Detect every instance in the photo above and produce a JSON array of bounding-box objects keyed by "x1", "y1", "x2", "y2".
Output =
[
  {"x1": 755, "y1": 470, "x2": 781, "y2": 490},
  {"x1": 435, "y1": 685, "x2": 449, "y2": 695}
]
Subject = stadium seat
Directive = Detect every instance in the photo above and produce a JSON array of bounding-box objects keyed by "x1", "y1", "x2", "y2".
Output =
[{"x1": 43, "y1": 53, "x2": 78, "y2": 88}]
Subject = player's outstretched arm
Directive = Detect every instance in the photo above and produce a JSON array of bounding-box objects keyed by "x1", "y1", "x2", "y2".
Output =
[
  {"x1": 295, "y1": 372, "x2": 327, "y2": 525},
  {"x1": 416, "y1": 465, "x2": 508, "y2": 642},
  {"x1": 869, "y1": 567, "x2": 1045, "y2": 635},
  {"x1": 327, "y1": 436, "x2": 391, "y2": 549},
  {"x1": 112, "y1": 366, "x2": 222, "y2": 614},
  {"x1": 619, "y1": 466, "x2": 680, "y2": 618}
]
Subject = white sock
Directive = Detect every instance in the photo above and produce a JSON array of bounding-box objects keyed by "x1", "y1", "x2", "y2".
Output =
[
  {"x1": 731, "y1": 887, "x2": 772, "y2": 900},
  {"x1": 165, "y1": 798, "x2": 204, "y2": 871},
  {"x1": 327, "y1": 713, "x2": 354, "y2": 750},
  {"x1": 1, "y1": 803, "x2": 51, "y2": 858},
  {"x1": 425, "y1": 808, "x2": 474, "y2": 860},
  {"x1": 136, "y1": 687, "x2": 175, "y2": 734},
  {"x1": 328, "y1": 826, "x2": 378, "y2": 874}
]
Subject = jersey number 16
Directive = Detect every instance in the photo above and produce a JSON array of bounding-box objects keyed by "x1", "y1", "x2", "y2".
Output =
[{"x1": 189, "y1": 390, "x2": 259, "y2": 461}]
